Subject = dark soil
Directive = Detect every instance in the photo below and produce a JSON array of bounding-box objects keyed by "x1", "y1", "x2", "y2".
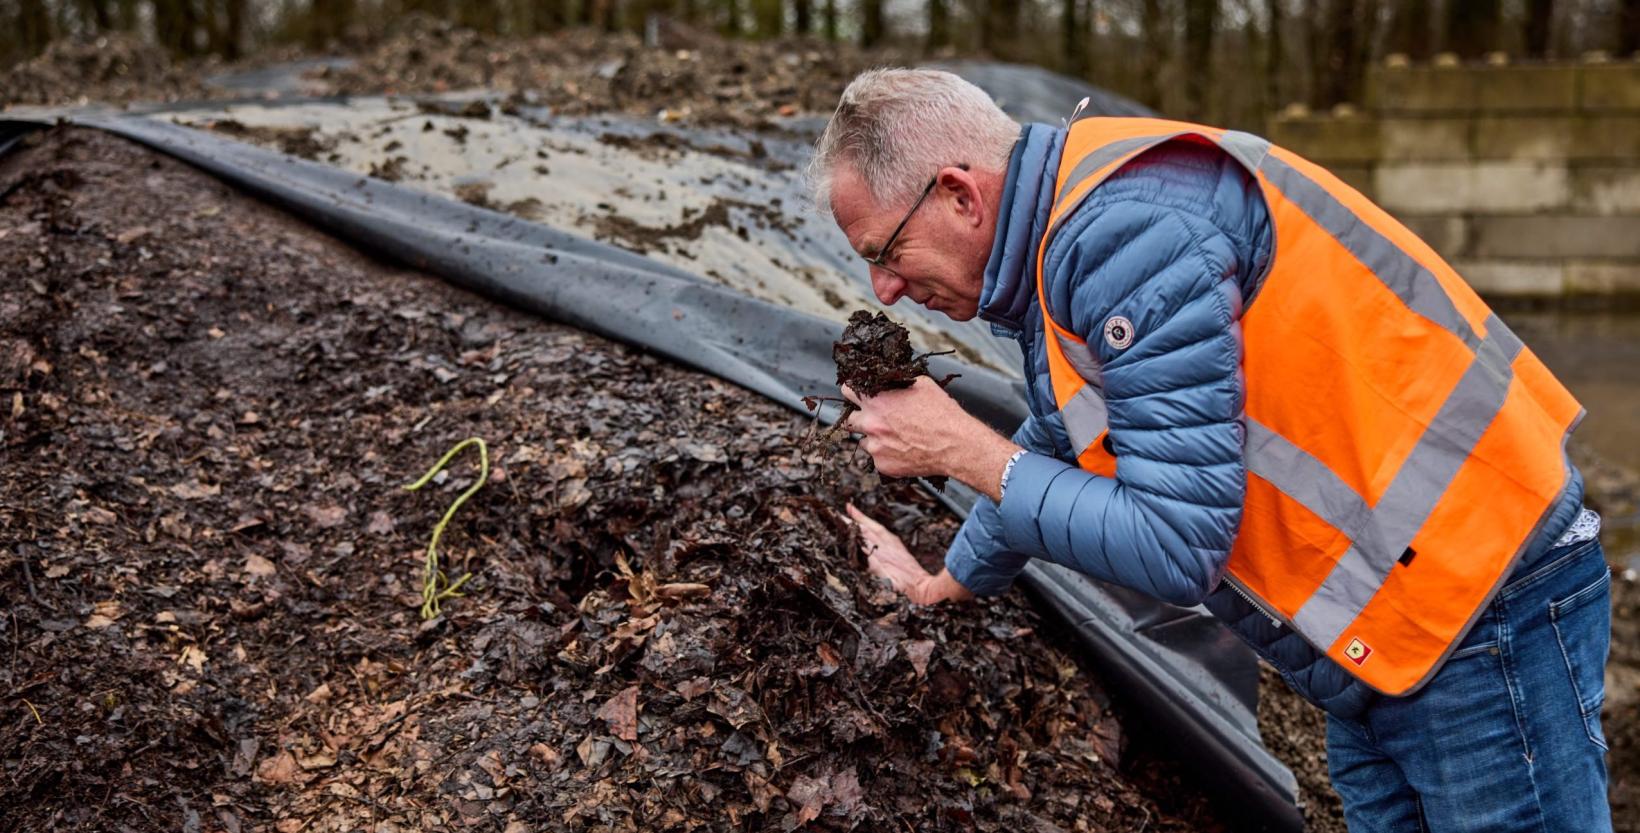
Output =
[{"x1": 0, "y1": 126, "x2": 1231, "y2": 832}]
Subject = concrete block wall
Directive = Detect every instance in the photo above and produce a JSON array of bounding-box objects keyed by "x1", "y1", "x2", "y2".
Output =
[{"x1": 1266, "y1": 61, "x2": 1640, "y2": 298}]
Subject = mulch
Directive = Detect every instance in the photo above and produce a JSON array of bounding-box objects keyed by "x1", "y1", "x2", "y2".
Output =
[{"x1": 0, "y1": 125, "x2": 1229, "y2": 832}]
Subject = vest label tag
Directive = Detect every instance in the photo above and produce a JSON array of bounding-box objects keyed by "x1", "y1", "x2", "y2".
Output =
[{"x1": 1345, "y1": 637, "x2": 1373, "y2": 665}]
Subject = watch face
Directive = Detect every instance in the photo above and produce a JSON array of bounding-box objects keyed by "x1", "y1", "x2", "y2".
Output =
[{"x1": 1103, "y1": 315, "x2": 1134, "y2": 350}]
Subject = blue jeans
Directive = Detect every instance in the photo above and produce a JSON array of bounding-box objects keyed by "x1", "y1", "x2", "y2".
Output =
[{"x1": 1325, "y1": 537, "x2": 1613, "y2": 832}]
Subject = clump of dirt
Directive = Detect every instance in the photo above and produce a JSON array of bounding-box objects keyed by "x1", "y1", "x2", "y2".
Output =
[
  {"x1": 187, "y1": 118, "x2": 335, "y2": 161},
  {"x1": 805, "y1": 311, "x2": 957, "y2": 489},
  {"x1": 452, "y1": 180, "x2": 496, "y2": 209},
  {"x1": 415, "y1": 97, "x2": 493, "y2": 119},
  {"x1": 590, "y1": 200, "x2": 733, "y2": 254},
  {"x1": 834, "y1": 310, "x2": 939, "y2": 397},
  {"x1": 0, "y1": 125, "x2": 1228, "y2": 833},
  {"x1": 368, "y1": 154, "x2": 410, "y2": 181},
  {"x1": 0, "y1": 33, "x2": 210, "y2": 107}
]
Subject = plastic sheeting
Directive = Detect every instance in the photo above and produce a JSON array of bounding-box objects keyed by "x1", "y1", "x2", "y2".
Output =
[{"x1": 0, "y1": 95, "x2": 1303, "y2": 831}]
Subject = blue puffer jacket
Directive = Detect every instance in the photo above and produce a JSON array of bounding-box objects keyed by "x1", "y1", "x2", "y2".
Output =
[{"x1": 945, "y1": 122, "x2": 1586, "y2": 719}]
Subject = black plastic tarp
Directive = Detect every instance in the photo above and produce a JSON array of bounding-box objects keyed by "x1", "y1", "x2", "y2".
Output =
[{"x1": 0, "y1": 107, "x2": 1304, "y2": 832}]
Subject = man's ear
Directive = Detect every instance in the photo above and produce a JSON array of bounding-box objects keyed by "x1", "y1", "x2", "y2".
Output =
[{"x1": 939, "y1": 166, "x2": 984, "y2": 228}]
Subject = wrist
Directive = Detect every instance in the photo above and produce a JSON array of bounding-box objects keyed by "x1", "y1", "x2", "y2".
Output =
[
  {"x1": 948, "y1": 430, "x2": 1020, "y2": 503},
  {"x1": 916, "y1": 568, "x2": 976, "y2": 605}
]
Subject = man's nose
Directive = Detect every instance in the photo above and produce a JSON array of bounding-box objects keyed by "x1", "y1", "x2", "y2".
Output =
[{"x1": 869, "y1": 267, "x2": 905, "y2": 305}]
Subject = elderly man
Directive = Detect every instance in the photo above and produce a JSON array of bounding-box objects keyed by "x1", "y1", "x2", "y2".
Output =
[{"x1": 817, "y1": 69, "x2": 1613, "y2": 831}]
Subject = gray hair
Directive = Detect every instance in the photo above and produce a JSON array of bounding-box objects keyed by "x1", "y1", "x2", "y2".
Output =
[{"x1": 808, "y1": 68, "x2": 1021, "y2": 214}]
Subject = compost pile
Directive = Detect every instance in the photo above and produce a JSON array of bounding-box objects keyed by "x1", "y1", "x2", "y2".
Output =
[
  {"x1": 0, "y1": 33, "x2": 210, "y2": 108},
  {"x1": 0, "y1": 126, "x2": 1226, "y2": 832},
  {"x1": 304, "y1": 15, "x2": 904, "y2": 130}
]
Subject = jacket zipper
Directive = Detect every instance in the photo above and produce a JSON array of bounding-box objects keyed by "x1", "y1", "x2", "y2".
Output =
[{"x1": 1224, "y1": 576, "x2": 1284, "y2": 630}]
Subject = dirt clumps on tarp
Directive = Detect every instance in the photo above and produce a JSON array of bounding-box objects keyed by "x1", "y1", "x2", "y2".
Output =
[{"x1": 0, "y1": 126, "x2": 1229, "y2": 832}]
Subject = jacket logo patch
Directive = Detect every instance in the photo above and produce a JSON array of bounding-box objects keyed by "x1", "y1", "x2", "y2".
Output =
[
  {"x1": 1103, "y1": 316, "x2": 1135, "y2": 350},
  {"x1": 1344, "y1": 637, "x2": 1372, "y2": 666}
]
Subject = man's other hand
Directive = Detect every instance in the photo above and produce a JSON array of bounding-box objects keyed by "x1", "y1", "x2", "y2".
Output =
[{"x1": 847, "y1": 503, "x2": 973, "y2": 605}]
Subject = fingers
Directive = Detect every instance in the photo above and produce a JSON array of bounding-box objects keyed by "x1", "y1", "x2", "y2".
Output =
[
  {"x1": 845, "y1": 502, "x2": 886, "y2": 534},
  {"x1": 840, "y1": 384, "x2": 861, "y2": 406}
]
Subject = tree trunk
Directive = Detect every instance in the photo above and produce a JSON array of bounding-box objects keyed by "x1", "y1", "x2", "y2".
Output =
[
  {"x1": 1315, "y1": 0, "x2": 1361, "y2": 107},
  {"x1": 1621, "y1": 0, "x2": 1639, "y2": 56},
  {"x1": 1062, "y1": 0, "x2": 1086, "y2": 75},
  {"x1": 927, "y1": 0, "x2": 949, "y2": 51},
  {"x1": 18, "y1": 0, "x2": 53, "y2": 57},
  {"x1": 1139, "y1": 0, "x2": 1167, "y2": 110},
  {"x1": 859, "y1": 0, "x2": 884, "y2": 46},
  {"x1": 793, "y1": 0, "x2": 811, "y2": 34},
  {"x1": 1385, "y1": 0, "x2": 1431, "y2": 58},
  {"x1": 752, "y1": 0, "x2": 780, "y2": 36},
  {"x1": 1442, "y1": 0, "x2": 1500, "y2": 58},
  {"x1": 1522, "y1": 0, "x2": 1553, "y2": 56},
  {"x1": 982, "y1": 0, "x2": 1019, "y2": 58},
  {"x1": 1183, "y1": 0, "x2": 1216, "y2": 119},
  {"x1": 1266, "y1": 0, "x2": 1286, "y2": 109},
  {"x1": 822, "y1": 0, "x2": 837, "y2": 39}
]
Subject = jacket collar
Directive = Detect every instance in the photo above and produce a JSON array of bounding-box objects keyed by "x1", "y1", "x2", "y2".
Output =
[{"x1": 977, "y1": 122, "x2": 1064, "y2": 333}]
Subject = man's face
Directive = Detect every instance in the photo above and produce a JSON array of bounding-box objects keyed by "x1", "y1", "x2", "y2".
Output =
[{"x1": 830, "y1": 165, "x2": 990, "y2": 321}]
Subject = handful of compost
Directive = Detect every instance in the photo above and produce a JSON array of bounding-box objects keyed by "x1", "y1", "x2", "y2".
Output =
[{"x1": 805, "y1": 310, "x2": 956, "y2": 488}]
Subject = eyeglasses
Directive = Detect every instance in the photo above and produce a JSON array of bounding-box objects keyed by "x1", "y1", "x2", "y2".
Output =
[{"x1": 865, "y1": 163, "x2": 969, "y2": 271}]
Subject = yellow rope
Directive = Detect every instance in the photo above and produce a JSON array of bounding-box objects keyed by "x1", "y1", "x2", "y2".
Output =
[{"x1": 403, "y1": 437, "x2": 489, "y2": 620}]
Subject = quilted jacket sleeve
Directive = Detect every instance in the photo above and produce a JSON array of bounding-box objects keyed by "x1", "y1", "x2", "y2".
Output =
[
  {"x1": 993, "y1": 141, "x2": 1264, "y2": 606},
  {"x1": 943, "y1": 414, "x2": 1064, "y2": 596}
]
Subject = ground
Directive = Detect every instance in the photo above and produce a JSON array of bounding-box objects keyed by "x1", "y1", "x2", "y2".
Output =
[{"x1": 0, "y1": 126, "x2": 1237, "y2": 832}]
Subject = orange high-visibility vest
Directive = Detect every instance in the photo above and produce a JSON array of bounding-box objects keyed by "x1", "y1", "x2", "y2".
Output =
[{"x1": 1038, "y1": 117, "x2": 1584, "y2": 696}]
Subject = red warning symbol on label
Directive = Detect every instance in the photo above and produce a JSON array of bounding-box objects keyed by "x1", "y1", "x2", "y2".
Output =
[{"x1": 1344, "y1": 637, "x2": 1372, "y2": 666}]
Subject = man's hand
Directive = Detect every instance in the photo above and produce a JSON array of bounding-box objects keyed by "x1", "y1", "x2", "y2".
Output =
[
  {"x1": 841, "y1": 377, "x2": 1020, "y2": 502},
  {"x1": 847, "y1": 503, "x2": 974, "y2": 605}
]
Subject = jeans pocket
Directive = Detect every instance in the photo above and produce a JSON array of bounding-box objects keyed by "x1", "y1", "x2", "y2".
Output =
[{"x1": 1550, "y1": 565, "x2": 1612, "y2": 750}]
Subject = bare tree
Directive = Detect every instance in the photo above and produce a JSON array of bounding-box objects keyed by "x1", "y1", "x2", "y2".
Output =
[
  {"x1": 1622, "y1": 0, "x2": 1639, "y2": 55},
  {"x1": 1139, "y1": 0, "x2": 1168, "y2": 109},
  {"x1": 1063, "y1": 0, "x2": 1087, "y2": 75},
  {"x1": 928, "y1": 0, "x2": 950, "y2": 51},
  {"x1": 1386, "y1": 0, "x2": 1432, "y2": 58},
  {"x1": 1524, "y1": 0, "x2": 1554, "y2": 56},
  {"x1": 1443, "y1": 0, "x2": 1501, "y2": 57},
  {"x1": 1183, "y1": 0, "x2": 1216, "y2": 117},
  {"x1": 1266, "y1": 0, "x2": 1286, "y2": 107},
  {"x1": 751, "y1": 0, "x2": 780, "y2": 35},
  {"x1": 859, "y1": 0, "x2": 883, "y2": 46}
]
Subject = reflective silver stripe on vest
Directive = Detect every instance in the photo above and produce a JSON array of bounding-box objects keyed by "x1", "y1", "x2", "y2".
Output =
[
  {"x1": 1054, "y1": 134, "x2": 1178, "y2": 207},
  {"x1": 1244, "y1": 420, "x2": 1377, "y2": 552},
  {"x1": 1054, "y1": 330, "x2": 1104, "y2": 387},
  {"x1": 1269, "y1": 315, "x2": 1525, "y2": 649},
  {"x1": 1219, "y1": 130, "x2": 1272, "y2": 173},
  {"x1": 1061, "y1": 385, "x2": 1110, "y2": 454},
  {"x1": 1256, "y1": 153, "x2": 1482, "y2": 353}
]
